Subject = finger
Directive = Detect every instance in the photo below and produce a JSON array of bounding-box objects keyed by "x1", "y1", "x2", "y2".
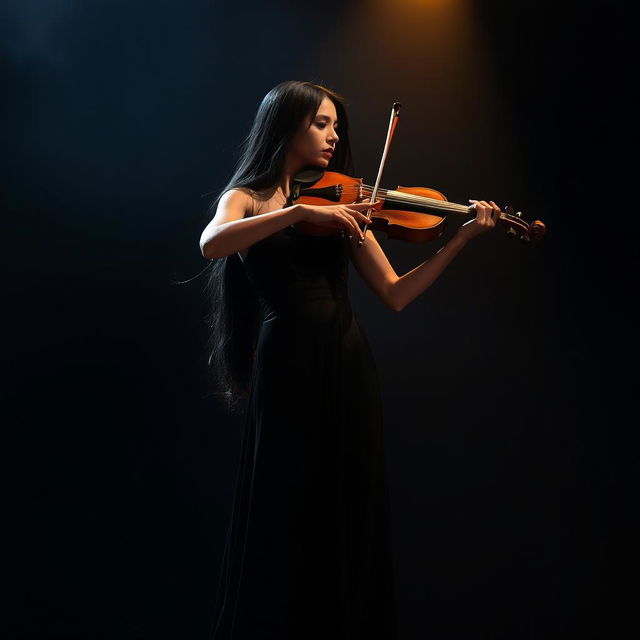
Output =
[
  {"x1": 478, "y1": 200, "x2": 492, "y2": 224},
  {"x1": 344, "y1": 212, "x2": 360, "y2": 238},
  {"x1": 333, "y1": 211, "x2": 351, "y2": 236},
  {"x1": 338, "y1": 213, "x2": 354, "y2": 238},
  {"x1": 348, "y1": 204, "x2": 375, "y2": 224},
  {"x1": 350, "y1": 207, "x2": 373, "y2": 222},
  {"x1": 488, "y1": 200, "x2": 500, "y2": 227},
  {"x1": 340, "y1": 212, "x2": 363, "y2": 239},
  {"x1": 350, "y1": 213, "x2": 365, "y2": 239},
  {"x1": 469, "y1": 200, "x2": 485, "y2": 223},
  {"x1": 352, "y1": 210, "x2": 370, "y2": 224},
  {"x1": 354, "y1": 199, "x2": 382, "y2": 209}
]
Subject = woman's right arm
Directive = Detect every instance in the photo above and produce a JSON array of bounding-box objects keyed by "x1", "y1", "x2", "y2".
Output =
[{"x1": 199, "y1": 189, "x2": 304, "y2": 259}]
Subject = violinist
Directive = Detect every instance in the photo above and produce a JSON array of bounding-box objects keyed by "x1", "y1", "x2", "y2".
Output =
[{"x1": 200, "y1": 80, "x2": 502, "y2": 640}]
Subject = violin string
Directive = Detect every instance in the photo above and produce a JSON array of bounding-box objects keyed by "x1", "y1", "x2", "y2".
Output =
[
  {"x1": 349, "y1": 185, "x2": 471, "y2": 214},
  {"x1": 363, "y1": 189, "x2": 468, "y2": 212},
  {"x1": 356, "y1": 185, "x2": 468, "y2": 211}
]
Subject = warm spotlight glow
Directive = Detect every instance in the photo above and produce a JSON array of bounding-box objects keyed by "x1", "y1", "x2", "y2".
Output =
[
  {"x1": 308, "y1": 0, "x2": 519, "y2": 191},
  {"x1": 394, "y1": 0, "x2": 459, "y2": 8}
]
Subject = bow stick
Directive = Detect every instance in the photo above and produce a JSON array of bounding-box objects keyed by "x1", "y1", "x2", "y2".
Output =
[{"x1": 357, "y1": 101, "x2": 402, "y2": 248}]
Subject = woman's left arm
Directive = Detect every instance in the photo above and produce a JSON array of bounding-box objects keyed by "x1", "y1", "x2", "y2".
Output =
[{"x1": 348, "y1": 199, "x2": 499, "y2": 312}]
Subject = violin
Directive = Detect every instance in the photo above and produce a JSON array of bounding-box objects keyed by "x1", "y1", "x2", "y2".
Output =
[
  {"x1": 287, "y1": 168, "x2": 546, "y2": 245},
  {"x1": 286, "y1": 102, "x2": 545, "y2": 246}
]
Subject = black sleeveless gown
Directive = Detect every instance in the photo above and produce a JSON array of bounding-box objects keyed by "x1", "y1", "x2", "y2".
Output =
[{"x1": 210, "y1": 223, "x2": 398, "y2": 639}]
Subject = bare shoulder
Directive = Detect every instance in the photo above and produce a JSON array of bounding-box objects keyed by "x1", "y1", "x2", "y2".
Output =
[
  {"x1": 221, "y1": 185, "x2": 280, "y2": 219},
  {"x1": 223, "y1": 187, "x2": 257, "y2": 218}
]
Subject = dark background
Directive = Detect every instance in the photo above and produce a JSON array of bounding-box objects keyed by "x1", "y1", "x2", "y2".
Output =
[{"x1": 3, "y1": 1, "x2": 637, "y2": 638}]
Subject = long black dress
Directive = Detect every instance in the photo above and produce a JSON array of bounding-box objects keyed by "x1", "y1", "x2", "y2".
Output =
[{"x1": 210, "y1": 222, "x2": 398, "y2": 639}]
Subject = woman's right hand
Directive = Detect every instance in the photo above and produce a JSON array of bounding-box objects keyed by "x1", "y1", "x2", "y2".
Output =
[{"x1": 297, "y1": 199, "x2": 383, "y2": 240}]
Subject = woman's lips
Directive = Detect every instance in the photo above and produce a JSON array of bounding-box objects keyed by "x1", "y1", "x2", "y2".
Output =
[{"x1": 322, "y1": 150, "x2": 333, "y2": 157}]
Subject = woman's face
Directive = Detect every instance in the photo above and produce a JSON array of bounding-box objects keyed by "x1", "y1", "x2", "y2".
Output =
[{"x1": 289, "y1": 96, "x2": 340, "y2": 169}]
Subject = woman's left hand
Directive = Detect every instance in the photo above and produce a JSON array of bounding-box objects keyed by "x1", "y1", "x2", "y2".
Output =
[{"x1": 456, "y1": 199, "x2": 501, "y2": 242}]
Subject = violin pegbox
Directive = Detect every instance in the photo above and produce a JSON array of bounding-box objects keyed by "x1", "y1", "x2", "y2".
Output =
[
  {"x1": 504, "y1": 205, "x2": 517, "y2": 238},
  {"x1": 501, "y1": 204, "x2": 546, "y2": 244}
]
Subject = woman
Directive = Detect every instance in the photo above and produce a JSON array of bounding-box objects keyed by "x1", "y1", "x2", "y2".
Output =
[{"x1": 200, "y1": 80, "x2": 500, "y2": 639}]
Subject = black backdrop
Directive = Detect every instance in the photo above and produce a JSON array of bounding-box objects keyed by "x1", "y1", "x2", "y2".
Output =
[{"x1": 4, "y1": 1, "x2": 636, "y2": 638}]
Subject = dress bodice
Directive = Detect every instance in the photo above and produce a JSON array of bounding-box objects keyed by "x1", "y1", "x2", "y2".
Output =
[{"x1": 242, "y1": 225, "x2": 352, "y2": 326}]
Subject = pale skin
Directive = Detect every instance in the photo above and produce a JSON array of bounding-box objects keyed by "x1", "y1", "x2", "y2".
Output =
[{"x1": 200, "y1": 96, "x2": 501, "y2": 312}]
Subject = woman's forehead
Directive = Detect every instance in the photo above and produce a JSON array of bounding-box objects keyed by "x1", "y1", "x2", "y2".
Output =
[{"x1": 315, "y1": 98, "x2": 338, "y2": 120}]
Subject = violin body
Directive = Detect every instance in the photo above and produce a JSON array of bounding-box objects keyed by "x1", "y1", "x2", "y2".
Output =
[
  {"x1": 288, "y1": 169, "x2": 546, "y2": 244},
  {"x1": 292, "y1": 170, "x2": 449, "y2": 243}
]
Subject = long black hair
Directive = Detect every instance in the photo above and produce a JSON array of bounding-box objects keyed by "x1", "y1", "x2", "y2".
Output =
[{"x1": 203, "y1": 80, "x2": 356, "y2": 413}]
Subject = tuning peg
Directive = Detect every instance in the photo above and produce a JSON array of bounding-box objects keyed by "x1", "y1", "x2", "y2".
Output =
[
  {"x1": 506, "y1": 227, "x2": 517, "y2": 237},
  {"x1": 505, "y1": 205, "x2": 515, "y2": 216},
  {"x1": 520, "y1": 234, "x2": 531, "y2": 244}
]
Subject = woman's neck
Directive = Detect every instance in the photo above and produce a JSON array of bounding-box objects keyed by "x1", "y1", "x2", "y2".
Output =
[{"x1": 278, "y1": 154, "x2": 307, "y2": 200}]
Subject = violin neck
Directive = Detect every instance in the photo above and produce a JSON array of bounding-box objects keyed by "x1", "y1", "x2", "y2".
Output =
[{"x1": 367, "y1": 186, "x2": 473, "y2": 217}]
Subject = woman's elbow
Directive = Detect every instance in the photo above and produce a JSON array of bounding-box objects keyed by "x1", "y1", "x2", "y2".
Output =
[
  {"x1": 385, "y1": 285, "x2": 404, "y2": 312},
  {"x1": 200, "y1": 236, "x2": 217, "y2": 260}
]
